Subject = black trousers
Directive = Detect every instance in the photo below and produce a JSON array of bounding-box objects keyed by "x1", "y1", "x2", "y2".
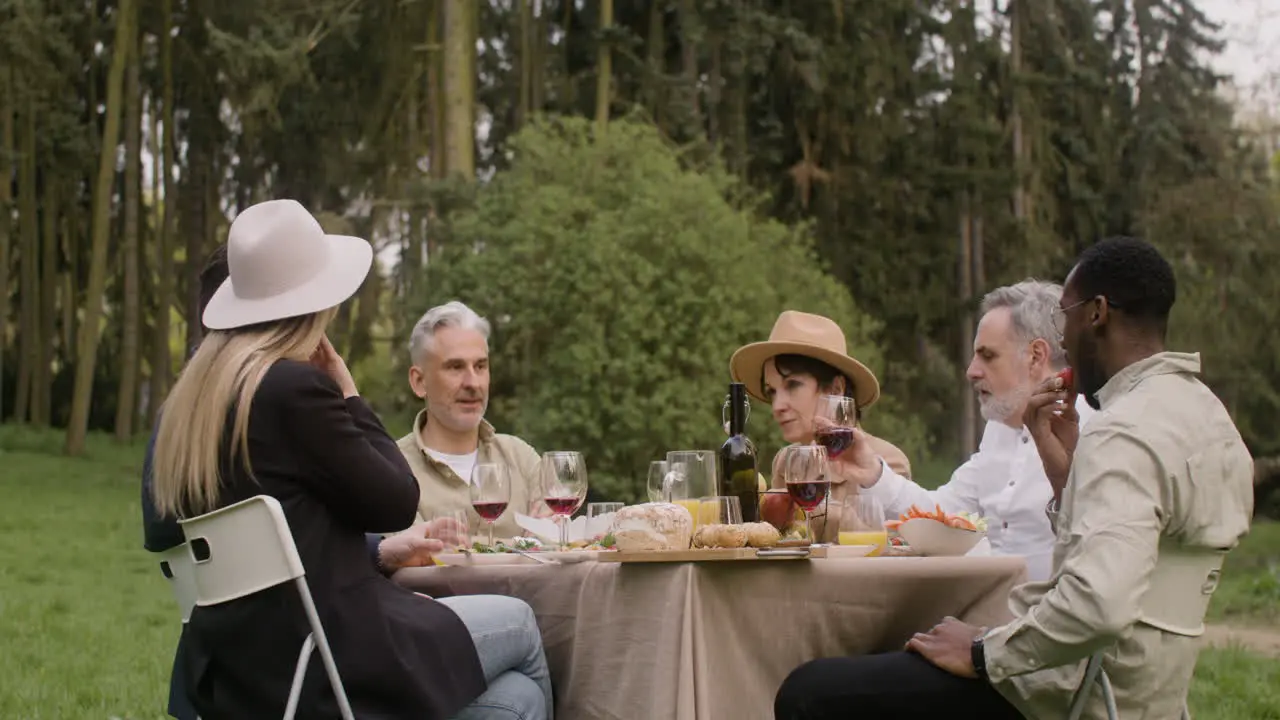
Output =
[{"x1": 774, "y1": 652, "x2": 1026, "y2": 720}]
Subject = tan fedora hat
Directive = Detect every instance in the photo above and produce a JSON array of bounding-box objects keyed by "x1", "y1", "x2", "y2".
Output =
[
  {"x1": 729, "y1": 311, "x2": 881, "y2": 408},
  {"x1": 202, "y1": 199, "x2": 373, "y2": 331}
]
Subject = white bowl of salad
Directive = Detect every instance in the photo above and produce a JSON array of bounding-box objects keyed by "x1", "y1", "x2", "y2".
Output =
[{"x1": 890, "y1": 506, "x2": 987, "y2": 557}]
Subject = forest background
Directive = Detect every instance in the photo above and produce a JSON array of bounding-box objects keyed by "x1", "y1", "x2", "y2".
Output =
[{"x1": 3, "y1": 0, "x2": 1280, "y2": 511}]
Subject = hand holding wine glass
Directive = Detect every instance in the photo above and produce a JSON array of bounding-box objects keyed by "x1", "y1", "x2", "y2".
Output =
[
  {"x1": 814, "y1": 394, "x2": 880, "y2": 488},
  {"x1": 470, "y1": 463, "x2": 512, "y2": 548},
  {"x1": 541, "y1": 451, "x2": 588, "y2": 549}
]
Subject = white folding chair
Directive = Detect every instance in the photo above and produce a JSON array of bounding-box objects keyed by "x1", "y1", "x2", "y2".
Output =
[
  {"x1": 179, "y1": 495, "x2": 355, "y2": 720},
  {"x1": 157, "y1": 543, "x2": 202, "y2": 720},
  {"x1": 1067, "y1": 651, "x2": 1192, "y2": 720},
  {"x1": 158, "y1": 543, "x2": 199, "y2": 623}
]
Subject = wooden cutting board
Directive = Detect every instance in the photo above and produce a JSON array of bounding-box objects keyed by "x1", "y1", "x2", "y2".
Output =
[{"x1": 599, "y1": 546, "x2": 833, "y2": 563}]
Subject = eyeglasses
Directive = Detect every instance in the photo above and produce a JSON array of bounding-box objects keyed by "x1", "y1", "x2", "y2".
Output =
[{"x1": 1052, "y1": 296, "x2": 1121, "y2": 336}]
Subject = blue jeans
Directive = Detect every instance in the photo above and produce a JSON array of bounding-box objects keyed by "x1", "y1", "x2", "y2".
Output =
[{"x1": 438, "y1": 595, "x2": 554, "y2": 720}]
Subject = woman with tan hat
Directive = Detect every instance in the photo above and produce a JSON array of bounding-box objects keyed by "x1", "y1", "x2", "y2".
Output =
[
  {"x1": 151, "y1": 200, "x2": 553, "y2": 720},
  {"x1": 729, "y1": 311, "x2": 912, "y2": 542}
]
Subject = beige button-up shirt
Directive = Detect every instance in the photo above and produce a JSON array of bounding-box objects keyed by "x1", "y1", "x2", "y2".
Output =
[
  {"x1": 396, "y1": 411, "x2": 543, "y2": 541},
  {"x1": 983, "y1": 352, "x2": 1254, "y2": 719}
]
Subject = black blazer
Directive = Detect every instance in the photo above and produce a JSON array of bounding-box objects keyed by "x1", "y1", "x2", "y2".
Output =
[{"x1": 176, "y1": 360, "x2": 486, "y2": 719}]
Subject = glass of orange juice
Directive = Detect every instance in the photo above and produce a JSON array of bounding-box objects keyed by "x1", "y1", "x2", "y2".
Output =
[{"x1": 837, "y1": 494, "x2": 889, "y2": 556}]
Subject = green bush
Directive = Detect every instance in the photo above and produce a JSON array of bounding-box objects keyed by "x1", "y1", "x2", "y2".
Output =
[{"x1": 418, "y1": 117, "x2": 927, "y2": 501}]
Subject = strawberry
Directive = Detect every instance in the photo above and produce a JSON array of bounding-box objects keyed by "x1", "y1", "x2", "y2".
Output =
[{"x1": 1056, "y1": 367, "x2": 1074, "y2": 392}]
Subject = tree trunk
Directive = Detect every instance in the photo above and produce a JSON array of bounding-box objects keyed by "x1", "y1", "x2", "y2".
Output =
[
  {"x1": 116, "y1": 20, "x2": 143, "y2": 441},
  {"x1": 427, "y1": 0, "x2": 445, "y2": 181},
  {"x1": 595, "y1": 0, "x2": 614, "y2": 133},
  {"x1": 970, "y1": 209, "x2": 985, "y2": 451},
  {"x1": 15, "y1": 96, "x2": 38, "y2": 425},
  {"x1": 646, "y1": 2, "x2": 665, "y2": 126},
  {"x1": 1010, "y1": 0, "x2": 1028, "y2": 226},
  {"x1": 181, "y1": 0, "x2": 214, "y2": 354},
  {"x1": 150, "y1": 0, "x2": 176, "y2": 423},
  {"x1": 66, "y1": 0, "x2": 136, "y2": 456},
  {"x1": 62, "y1": 218, "x2": 79, "y2": 362},
  {"x1": 957, "y1": 192, "x2": 977, "y2": 457},
  {"x1": 678, "y1": 0, "x2": 701, "y2": 135},
  {"x1": 531, "y1": 3, "x2": 546, "y2": 112},
  {"x1": 516, "y1": 0, "x2": 532, "y2": 128},
  {"x1": 442, "y1": 0, "x2": 476, "y2": 180},
  {"x1": 33, "y1": 179, "x2": 58, "y2": 426},
  {"x1": 0, "y1": 68, "x2": 13, "y2": 421}
]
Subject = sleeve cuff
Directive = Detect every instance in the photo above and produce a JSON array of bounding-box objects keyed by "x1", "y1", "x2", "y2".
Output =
[
  {"x1": 981, "y1": 619, "x2": 1052, "y2": 682},
  {"x1": 862, "y1": 458, "x2": 900, "y2": 499}
]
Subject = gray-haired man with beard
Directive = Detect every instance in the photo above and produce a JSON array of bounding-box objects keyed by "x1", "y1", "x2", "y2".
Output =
[
  {"x1": 839, "y1": 279, "x2": 1093, "y2": 581},
  {"x1": 397, "y1": 301, "x2": 547, "y2": 539}
]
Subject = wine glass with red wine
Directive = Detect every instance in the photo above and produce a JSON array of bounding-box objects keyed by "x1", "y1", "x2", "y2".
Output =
[
  {"x1": 541, "y1": 451, "x2": 589, "y2": 549},
  {"x1": 814, "y1": 394, "x2": 858, "y2": 460},
  {"x1": 470, "y1": 463, "x2": 512, "y2": 548},
  {"x1": 784, "y1": 444, "x2": 830, "y2": 544}
]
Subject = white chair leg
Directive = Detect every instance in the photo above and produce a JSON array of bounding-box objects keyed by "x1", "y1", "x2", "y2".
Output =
[
  {"x1": 296, "y1": 577, "x2": 356, "y2": 720},
  {"x1": 1067, "y1": 653, "x2": 1104, "y2": 720},
  {"x1": 283, "y1": 634, "x2": 315, "y2": 720},
  {"x1": 1098, "y1": 668, "x2": 1119, "y2": 720}
]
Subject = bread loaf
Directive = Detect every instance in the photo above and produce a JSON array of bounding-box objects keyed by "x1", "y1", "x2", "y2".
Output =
[{"x1": 612, "y1": 503, "x2": 694, "y2": 552}]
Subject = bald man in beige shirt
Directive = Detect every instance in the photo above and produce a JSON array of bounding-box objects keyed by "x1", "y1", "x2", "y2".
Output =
[{"x1": 775, "y1": 238, "x2": 1255, "y2": 720}]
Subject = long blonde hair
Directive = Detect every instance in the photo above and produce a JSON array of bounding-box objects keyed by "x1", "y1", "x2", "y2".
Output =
[{"x1": 152, "y1": 307, "x2": 338, "y2": 518}]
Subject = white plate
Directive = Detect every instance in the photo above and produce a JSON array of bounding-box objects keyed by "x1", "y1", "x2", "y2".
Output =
[{"x1": 436, "y1": 550, "x2": 612, "y2": 566}]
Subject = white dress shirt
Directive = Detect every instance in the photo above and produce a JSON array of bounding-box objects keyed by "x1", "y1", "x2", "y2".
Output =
[{"x1": 863, "y1": 395, "x2": 1094, "y2": 581}]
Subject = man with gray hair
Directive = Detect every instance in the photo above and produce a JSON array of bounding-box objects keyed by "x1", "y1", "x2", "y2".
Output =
[
  {"x1": 839, "y1": 279, "x2": 1094, "y2": 581},
  {"x1": 397, "y1": 301, "x2": 545, "y2": 540}
]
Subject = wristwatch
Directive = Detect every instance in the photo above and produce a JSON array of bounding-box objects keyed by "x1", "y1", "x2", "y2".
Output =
[{"x1": 971, "y1": 636, "x2": 989, "y2": 681}]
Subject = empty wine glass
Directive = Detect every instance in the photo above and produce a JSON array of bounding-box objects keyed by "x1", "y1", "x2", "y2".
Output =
[
  {"x1": 647, "y1": 460, "x2": 671, "y2": 503},
  {"x1": 470, "y1": 463, "x2": 511, "y2": 548},
  {"x1": 541, "y1": 451, "x2": 588, "y2": 549},
  {"x1": 813, "y1": 394, "x2": 858, "y2": 460},
  {"x1": 784, "y1": 444, "x2": 830, "y2": 544}
]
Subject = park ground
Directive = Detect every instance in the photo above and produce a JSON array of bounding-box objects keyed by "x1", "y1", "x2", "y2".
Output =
[{"x1": 0, "y1": 426, "x2": 1277, "y2": 719}]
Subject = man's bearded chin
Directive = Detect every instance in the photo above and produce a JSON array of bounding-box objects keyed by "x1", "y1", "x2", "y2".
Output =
[{"x1": 978, "y1": 382, "x2": 1032, "y2": 424}]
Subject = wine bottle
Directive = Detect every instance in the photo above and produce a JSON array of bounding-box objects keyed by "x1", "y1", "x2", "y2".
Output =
[{"x1": 719, "y1": 382, "x2": 760, "y2": 523}]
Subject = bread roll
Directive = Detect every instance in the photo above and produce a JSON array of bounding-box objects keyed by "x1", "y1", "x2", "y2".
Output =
[{"x1": 612, "y1": 503, "x2": 694, "y2": 552}]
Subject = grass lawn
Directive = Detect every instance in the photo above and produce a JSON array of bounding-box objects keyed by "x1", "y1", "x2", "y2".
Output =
[{"x1": 0, "y1": 425, "x2": 1277, "y2": 719}]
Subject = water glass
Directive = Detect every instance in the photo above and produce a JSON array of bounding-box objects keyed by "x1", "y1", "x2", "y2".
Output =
[
  {"x1": 425, "y1": 509, "x2": 470, "y2": 551},
  {"x1": 586, "y1": 502, "x2": 624, "y2": 539}
]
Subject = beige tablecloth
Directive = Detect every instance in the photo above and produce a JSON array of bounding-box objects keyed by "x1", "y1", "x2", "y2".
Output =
[{"x1": 395, "y1": 556, "x2": 1027, "y2": 720}]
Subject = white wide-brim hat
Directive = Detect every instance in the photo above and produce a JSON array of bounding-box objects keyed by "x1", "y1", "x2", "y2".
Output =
[{"x1": 202, "y1": 199, "x2": 373, "y2": 331}]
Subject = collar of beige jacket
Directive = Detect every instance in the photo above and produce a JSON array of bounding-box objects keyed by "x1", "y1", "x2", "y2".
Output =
[{"x1": 411, "y1": 408, "x2": 495, "y2": 458}]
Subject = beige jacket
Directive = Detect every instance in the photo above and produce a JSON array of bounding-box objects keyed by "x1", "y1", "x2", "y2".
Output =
[
  {"x1": 396, "y1": 411, "x2": 543, "y2": 540},
  {"x1": 770, "y1": 431, "x2": 912, "y2": 543},
  {"x1": 984, "y1": 353, "x2": 1254, "y2": 719}
]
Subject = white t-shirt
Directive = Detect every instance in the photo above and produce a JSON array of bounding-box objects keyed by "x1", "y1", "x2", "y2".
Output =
[{"x1": 424, "y1": 448, "x2": 480, "y2": 485}]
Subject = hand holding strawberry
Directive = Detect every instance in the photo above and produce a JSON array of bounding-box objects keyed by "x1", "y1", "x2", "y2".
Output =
[{"x1": 1023, "y1": 368, "x2": 1081, "y2": 499}]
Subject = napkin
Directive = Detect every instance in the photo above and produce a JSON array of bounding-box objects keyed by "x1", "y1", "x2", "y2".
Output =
[{"x1": 514, "y1": 513, "x2": 616, "y2": 544}]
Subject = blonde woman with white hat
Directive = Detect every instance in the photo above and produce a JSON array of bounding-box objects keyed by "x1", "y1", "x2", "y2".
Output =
[
  {"x1": 152, "y1": 200, "x2": 553, "y2": 720},
  {"x1": 729, "y1": 311, "x2": 912, "y2": 543}
]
